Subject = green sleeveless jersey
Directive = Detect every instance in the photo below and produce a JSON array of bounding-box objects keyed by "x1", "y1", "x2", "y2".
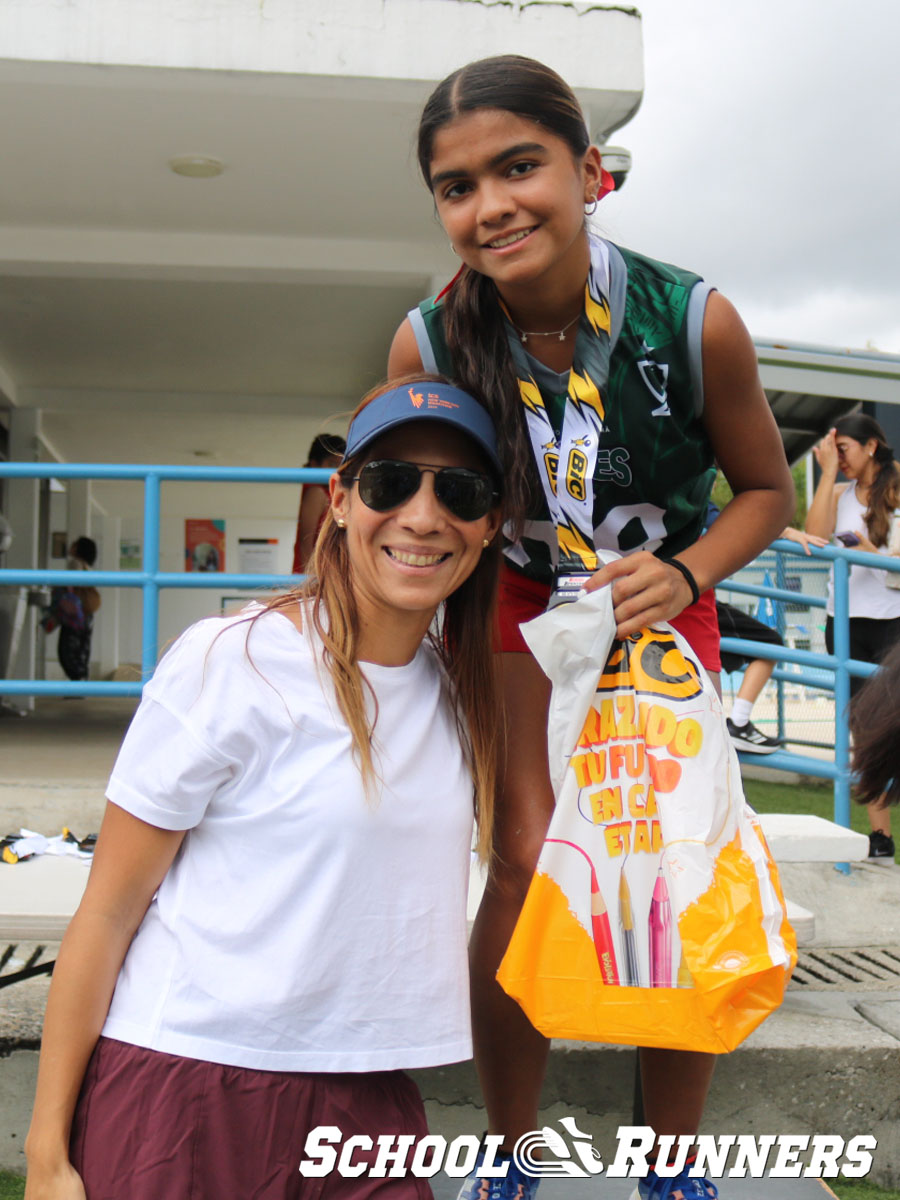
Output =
[{"x1": 410, "y1": 239, "x2": 717, "y2": 586}]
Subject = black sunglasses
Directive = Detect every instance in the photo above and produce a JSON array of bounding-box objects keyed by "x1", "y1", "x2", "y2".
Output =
[{"x1": 346, "y1": 459, "x2": 499, "y2": 522}]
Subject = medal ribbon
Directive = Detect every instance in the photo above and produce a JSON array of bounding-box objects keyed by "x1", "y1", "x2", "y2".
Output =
[{"x1": 502, "y1": 237, "x2": 612, "y2": 576}]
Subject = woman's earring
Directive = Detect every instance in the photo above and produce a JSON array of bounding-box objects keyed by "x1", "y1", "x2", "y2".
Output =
[
  {"x1": 449, "y1": 242, "x2": 458, "y2": 255},
  {"x1": 584, "y1": 198, "x2": 598, "y2": 216},
  {"x1": 482, "y1": 538, "x2": 490, "y2": 548},
  {"x1": 337, "y1": 519, "x2": 346, "y2": 529}
]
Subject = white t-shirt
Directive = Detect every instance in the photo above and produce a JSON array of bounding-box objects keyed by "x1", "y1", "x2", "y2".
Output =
[
  {"x1": 827, "y1": 487, "x2": 900, "y2": 619},
  {"x1": 102, "y1": 605, "x2": 475, "y2": 1072}
]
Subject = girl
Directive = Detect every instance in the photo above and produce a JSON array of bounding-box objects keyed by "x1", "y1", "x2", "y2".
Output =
[
  {"x1": 24, "y1": 377, "x2": 503, "y2": 1200},
  {"x1": 388, "y1": 55, "x2": 795, "y2": 1200},
  {"x1": 806, "y1": 413, "x2": 900, "y2": 859}
]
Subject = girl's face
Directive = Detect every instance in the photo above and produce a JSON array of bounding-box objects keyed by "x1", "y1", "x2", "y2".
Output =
[
  {"x1": 330, "y1": 422, "x2": 500, "y2": 634},
  {"x1": 836, "y1": 435, "x2": 877, "y2": 481},
  {"x1": 428, "y1": 108, "x2": 602, "y2": 298}
]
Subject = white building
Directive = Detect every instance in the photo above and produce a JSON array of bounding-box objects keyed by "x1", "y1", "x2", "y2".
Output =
[{"x1": 0, "y1": 0, "x2": 644, "y2": 683}]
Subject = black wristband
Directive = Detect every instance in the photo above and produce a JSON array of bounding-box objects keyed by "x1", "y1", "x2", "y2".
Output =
[{"x1": 660, "y1": 557, "x2": 700, "y2": 606}]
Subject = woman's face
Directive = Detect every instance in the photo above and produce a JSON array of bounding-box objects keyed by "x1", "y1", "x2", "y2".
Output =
[
  {"x1": 330, "y1": 422, "x2": 501, "y2": 628},
  {"x1": 428, "y1": 108, "x2": 601, "y2": 297},
  {"x1": 836, "y1": 434, "x2": 877, "y2": 480}
]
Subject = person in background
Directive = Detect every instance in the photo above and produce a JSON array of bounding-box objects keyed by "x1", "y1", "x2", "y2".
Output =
[
  {"x1": 291, "y1": 433, "x2": 347, "y2": 573},
  {"x1": 24, "y1": 377, "x2": 503, "y2": 1200},
  {"x1": 711, "y1": 517, "x2": 828, "y2": 754},
  {"x1": 806, "y1": 414, "x2": 900, "y2": 859},
  {"x1": 851, "y1": 635, "x2": 900, "y2": 820},
  {"x1": 52, "y1": 537, "x2": 101, "y2": 684}
]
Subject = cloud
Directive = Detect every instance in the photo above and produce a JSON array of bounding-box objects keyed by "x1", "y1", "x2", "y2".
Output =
[{"x1": 599, "y1": 0, "x2": 900, "y2": 350}]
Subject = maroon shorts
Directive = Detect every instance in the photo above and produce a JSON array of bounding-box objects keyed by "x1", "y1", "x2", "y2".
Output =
[
  {"x1": 495, "y1": 562, "x2": 722, "y2": 672},
  {"x1": 70, "y1": 1037, "x2": 433, "y2": 1200}
]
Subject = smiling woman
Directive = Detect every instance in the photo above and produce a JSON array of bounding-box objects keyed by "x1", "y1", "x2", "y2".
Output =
[{"x1": 23, "y1": 376, "x2": 504, "y2": 1200}]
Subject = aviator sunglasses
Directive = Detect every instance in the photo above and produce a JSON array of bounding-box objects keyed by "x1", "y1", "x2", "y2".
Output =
[{"x1": 346, "y1": 459, "x2": 499, "y2": 522}]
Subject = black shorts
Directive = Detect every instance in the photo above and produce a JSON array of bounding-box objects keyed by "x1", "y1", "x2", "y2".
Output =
[
  {"x1": 716, "y1": 601, "x2": 784, "y2": 674},
  {"x1": 825, "y1": 615, "x2": 900, "y2": 700}
]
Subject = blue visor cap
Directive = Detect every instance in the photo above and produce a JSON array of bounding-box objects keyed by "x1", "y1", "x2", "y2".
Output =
[{"x1": 343, "y1": 382, "x2": 501, "y2": 476}]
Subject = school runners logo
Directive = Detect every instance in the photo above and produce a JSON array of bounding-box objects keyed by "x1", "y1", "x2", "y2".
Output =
[
  {"x1": 408, "y1": 386, "x2": 425, "y2": 408},
  {"x1": 298, "y1": 1121, "x2": 876, "y2": 1180}
]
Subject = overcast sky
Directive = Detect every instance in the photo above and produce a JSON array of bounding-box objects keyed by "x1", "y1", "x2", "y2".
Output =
[{"x1": 594, "y1": 0, "x2": 900, "y2": 355}]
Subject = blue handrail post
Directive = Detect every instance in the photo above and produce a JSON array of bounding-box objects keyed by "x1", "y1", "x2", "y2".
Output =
[
  {"x1": 832, "y1": 553, "x2": 851, "y2": 873},
  {"x1": 142, "y1": 472, "x2": 161, "y2": 681},
  {"x1": 774, "y1": 546, "x2": 786, "y2": 743}
]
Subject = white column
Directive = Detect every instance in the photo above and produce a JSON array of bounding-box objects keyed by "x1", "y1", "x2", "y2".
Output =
[
  {"x1": 1, "y1": 409, "x2": 42, "y2": 703},
  {"x1": 97, "y1": 513, "x2": 121, "y2": 677},
  {"x1": 67, "y1": 478, "x2": 92, "y2": 543}
]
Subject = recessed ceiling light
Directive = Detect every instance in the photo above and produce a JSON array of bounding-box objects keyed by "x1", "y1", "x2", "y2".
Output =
[{"x1": 169, "y1": 156, "x2": 225, "y2": 179}]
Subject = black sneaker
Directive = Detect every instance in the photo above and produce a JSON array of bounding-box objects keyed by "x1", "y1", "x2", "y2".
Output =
[
  {"x1": 726, "y1": 717, "x2": 783, "y2": 755},
  {"x1": 868, "y1": 831, "x2": 895, "y2": 860}
]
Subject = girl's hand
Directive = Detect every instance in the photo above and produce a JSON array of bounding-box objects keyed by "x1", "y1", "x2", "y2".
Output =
[
  {"x1": 24, "y1": 1158, "x2": 86, "y2": 1200},
  {"x1": 780, "y1": 527, "x2": 829, "y2": 555},
  {"x1": 813, "y1": 428, "x2": 840, "y2": 475},
  {"x1": 584, "y1": 552, "x2": 694, "y2": 638}
]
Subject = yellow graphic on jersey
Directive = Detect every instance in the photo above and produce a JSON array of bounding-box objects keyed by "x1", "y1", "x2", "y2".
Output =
[{"x1": 543, "y1": 451, "x2": 559, "y2": 495}]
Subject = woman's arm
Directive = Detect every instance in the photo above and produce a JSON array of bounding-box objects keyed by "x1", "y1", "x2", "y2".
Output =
[
  {"x1": 805, "y1": 428, "x2": 843, "y2": 538},
  {"x1": 588, "y1": 292, "x2": 795, "y2": 636},
  {"x1": 24, "y1": 804, "x2": 185, "y2": 1198},
  {"x1": 387, "y1": 318, "x2": 425, "y2": 377}
]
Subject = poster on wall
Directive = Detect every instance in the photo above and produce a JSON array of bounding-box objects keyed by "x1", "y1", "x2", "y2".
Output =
[
  {"x1": 185, "y1": 519, "x2": 225, "y2": 572},
  {"x1": 119, "y1": 538, "x2": 141, "y2": 569},
  {"x1": 237, "y1": 537, "x2": 279, "y2": 575}
]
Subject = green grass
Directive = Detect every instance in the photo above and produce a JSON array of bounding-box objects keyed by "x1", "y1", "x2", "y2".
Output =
[
  {"x1": 0, "y1": 1172, "x2": 24, "y2": 1200},
  {"x1": 830, "y1": 1183, "x2": 900, "y2": 1200},
  {"x1": 742, "y1": 775, "x2": 897, "y2": 862}
]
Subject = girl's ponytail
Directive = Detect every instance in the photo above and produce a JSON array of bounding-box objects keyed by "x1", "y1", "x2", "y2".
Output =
[{"x1": 441, "y1": 266, "x2": 538, "y2": 535}]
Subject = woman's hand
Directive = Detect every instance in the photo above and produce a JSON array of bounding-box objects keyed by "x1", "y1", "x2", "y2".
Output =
[
  {"x1": 23, "y1": 1156, "x2": 86, "y2": 1200},
  {"x1": 812, "y1": 428, "x2": 840, "y2": 476},
  {"x1": 584, "y1": 552, "x2": 694, "y2": 638},
  {"x1": 780, "y1": 527, "x2": 829, "y2": 555}
]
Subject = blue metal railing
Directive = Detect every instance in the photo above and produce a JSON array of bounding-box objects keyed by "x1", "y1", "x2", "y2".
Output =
[
  {"x1": 0, "y1": 462, "x2": 329, "y2": 694},
  {"x1": 3, "y1": 465, "x2": 898, "y2": 832}
]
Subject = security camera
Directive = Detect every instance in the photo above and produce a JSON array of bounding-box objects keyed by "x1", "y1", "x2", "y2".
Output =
[{"x1": 597, "y1": 144, "x2": 632, "y2": 191}]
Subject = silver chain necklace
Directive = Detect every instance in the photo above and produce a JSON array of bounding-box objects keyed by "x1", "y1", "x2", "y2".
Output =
[{"x1": 513, "y1": 312, "x2": 581, "y2": 343}]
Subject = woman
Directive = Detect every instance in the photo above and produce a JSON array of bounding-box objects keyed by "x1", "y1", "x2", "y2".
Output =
[
  {"x1": 806, "y1": 413, "x2": 900, "y2": 860},
  {"x1": 24, "y1": 377, "x2": 503, "y2": 1200},
  {"x1": 388, "y1": 55, "x2": 794, "y2": 1200},
  {"x1": 291, "y1": 433, "x2": 347, "y2": 574}
]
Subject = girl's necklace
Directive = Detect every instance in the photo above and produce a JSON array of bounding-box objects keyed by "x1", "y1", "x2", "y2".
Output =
[{"x1": 512, "y1": 312, "x2": 581, "y2": 344}]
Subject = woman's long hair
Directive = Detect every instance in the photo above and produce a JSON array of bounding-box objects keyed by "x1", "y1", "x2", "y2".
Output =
[
  {"x1": 263, "y1": 376, "x2": 503, "y2": 860},
  {"x1": 417, "y1": 55, "x2": 594, "y2": 531},
  {"x1": 851, "y1": 639, "x2": 900, "y2": 807},
  {"x1": 834, "y1": 414, "x2": 900, "y2": 547}
]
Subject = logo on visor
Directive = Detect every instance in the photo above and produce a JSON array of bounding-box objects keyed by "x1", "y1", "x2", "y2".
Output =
[{"x1": 408, "y1": 387, "x2": 425, "y2": 408}]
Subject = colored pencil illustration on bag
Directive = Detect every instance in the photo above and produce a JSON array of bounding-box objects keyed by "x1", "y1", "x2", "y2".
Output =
[
  {"x1": 649, "y1": 868, "x2": 673, "y2": 988},
  {"x1": 547, "y1": 838, "x2": 619, "y2": 985},
  {"x1": 618, "y1": 867, "x2": 641, "y2": 986}
]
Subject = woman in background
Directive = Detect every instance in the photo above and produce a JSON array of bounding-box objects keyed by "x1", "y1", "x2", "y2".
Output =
[
  {"x1": 806, "y1": 413, "x2": 900, "y2": 859},
  {"x1": 291, "y1": 433, "x2": 347, "y2": 573}
]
